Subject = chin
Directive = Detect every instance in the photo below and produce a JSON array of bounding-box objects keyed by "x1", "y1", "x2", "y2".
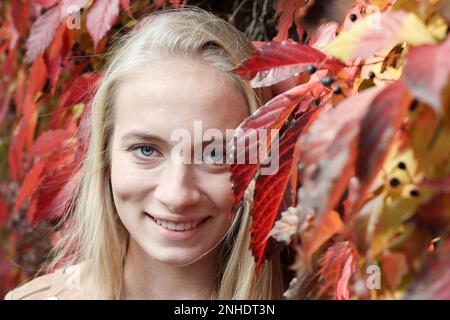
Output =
[{"x1": 148, "y1": 247, "x2": 210, "y2": 266}]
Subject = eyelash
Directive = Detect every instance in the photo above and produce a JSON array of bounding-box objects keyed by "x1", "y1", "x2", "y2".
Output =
[
  {"x1": 130, "y1": 144, "x2": 161, "y2": 161},
  {"x1": 128, "y1": 144, "x2": 228, "y2": 167}
]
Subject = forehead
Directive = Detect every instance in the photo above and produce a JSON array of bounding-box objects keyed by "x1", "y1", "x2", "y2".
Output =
[{"x1": 113, "y1": 57, "x2": 249, "y2": 141}]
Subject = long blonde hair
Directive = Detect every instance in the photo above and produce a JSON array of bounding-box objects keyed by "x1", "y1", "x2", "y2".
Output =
[{"x1": 48, "y1": 6, "x2": 284, "y2": 299}]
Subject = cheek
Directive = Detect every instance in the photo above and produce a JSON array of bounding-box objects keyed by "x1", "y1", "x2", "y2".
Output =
[
  {"x1": 201, "y1": 171, "x2": 234, "y2": 213},
  {"x1": 110, "y1": 150, "x2": 151, "y2": 203}
]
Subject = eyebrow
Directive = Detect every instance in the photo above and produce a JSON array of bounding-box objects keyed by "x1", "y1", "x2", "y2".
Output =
[{"x1": 121, "y1": 131, "x2": 167, "y2": 143}]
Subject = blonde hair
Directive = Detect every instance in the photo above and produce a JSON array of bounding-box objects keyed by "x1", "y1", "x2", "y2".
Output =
[{"x1": 47, "y1": 6, "x2": 284, "y2": 299}]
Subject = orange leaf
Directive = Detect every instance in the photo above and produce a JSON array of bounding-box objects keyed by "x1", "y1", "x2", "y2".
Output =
[
  {"x1": 13, "y1": 160, "x2": 47, "y2": 213},
  {"x1": 301, "y1": 210, "x2": 344, "y2": 263}
]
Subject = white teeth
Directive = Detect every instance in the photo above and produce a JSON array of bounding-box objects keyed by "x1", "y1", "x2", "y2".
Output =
[{"x1": 154, "y1": 218, "x2": 202, "y2": 231}]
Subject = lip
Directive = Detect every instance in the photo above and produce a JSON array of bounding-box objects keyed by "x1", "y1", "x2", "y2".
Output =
[
  {"x1": 145, "y1": 212, "x2": 209, "y2": 224},
  {"x1": 144, "y1": 212, "x2": 211, "y2": 241}
]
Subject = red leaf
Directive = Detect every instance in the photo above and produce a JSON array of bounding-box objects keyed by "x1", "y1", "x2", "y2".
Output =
[
  {"x1": 417, "y1": 193, "x2": 450, "y2": 236},
  {"x1": 170, "y1": 0, "x2": 187, "y2": 10},
  {"x1": 26, "y1": 5, "x2": 61, "y2": 63},
  {"x1": 406, "y1": 236, "x2": 450, "y2": 299},
  {"x1": 86, "y1": 0, "x2": 120, "y2": 51},
  {"x1": 273, "y1": 0, "x2": 304, "y2": 42},
  {"x1": 419, "y1": 174, "x2": 450, "y2": 192},
  {"x1": 0, "y1": 197, "x2": 7, "y2": 229},
  {"x1": 120, "y1": 0, "x2": 131, "y2": 13},
  {"x1": 234, "y1": 40, "x2": 345, "y2": 87},
  {"x1": 310, "y1": 22, "x2": 339, "y2": 48},
  {"x1": 28, "y1": 129, "x2": 74, "y2": 157},
  {"x1": 355, "y1": 80, "x2": 412, "y2": 203},
  {"x1": 403, "y1": 36, "x2": 450, "y2": 118},
  {"x1": 299, "y1": 86, "x2": 384, "y2": 222},
  {"x1": 47, "y1": 23, "x2": 72, "y2": 95},
  {"x1": 250, "y1": 106, "x2": 321, "y2": 273},
  {"x1": 34, "y1": 0, "x2": 59, "y2": 8},
  {"x1": 25, "y1": 194, "x2": 39, "y2": 225},
  {"x1": 13, "y1": 159, "x2": 47, "y2": 213},
  {"x1": 23, "y1": 57, "x2": 48, "y2": 149},
  {"x1": 8, "y1": 119, "x2": 26, "y2": 181},
  {"x1": 10, "y1": 0, "x2": 30, "y2": 36},
  {"x1": 230, "y1": 80, "x2": 320, "y2": 207},
  {"x1": 300, "y1": 80, "x2": 410, "y2": 224},
  {"x1": 60, "y1": 72, "x2": 102, "y2": 107},
  {"x1": 34, "y1": 162, "x2": 78, "y2": 224},
  {"x1": 318, "y1": 241, "x2": 357, "y2": 299},
  {"x1": 50, "y1": 72, "x2": 101, "y2": 129},
  {"x1": 27, "y1": 57, "x2": 48, "y2": 99},
  {"x1": 381, "y1": 251, "x2": 408, "y2": 290}
]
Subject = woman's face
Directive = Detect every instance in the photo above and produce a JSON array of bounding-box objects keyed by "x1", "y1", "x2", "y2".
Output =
[{"x1": 110, "y1": 57, "x2": 249, "y2": 265}]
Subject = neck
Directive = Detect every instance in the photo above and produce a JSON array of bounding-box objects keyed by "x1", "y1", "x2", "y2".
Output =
[{"x1": 122, "y1": 238, "x2": 220, "y2": 300}]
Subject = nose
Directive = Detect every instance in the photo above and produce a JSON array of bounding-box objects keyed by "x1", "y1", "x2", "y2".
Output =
[{"x1": 153, "y1": 162, "x2": 202, "y2": 213}]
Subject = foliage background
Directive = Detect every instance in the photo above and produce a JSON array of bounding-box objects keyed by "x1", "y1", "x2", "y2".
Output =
[{"x1": 1, "y1": 0, "x2": 449, "y2": 300}]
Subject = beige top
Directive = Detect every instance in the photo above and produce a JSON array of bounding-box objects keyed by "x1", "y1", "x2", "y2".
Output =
[{"x1": 4, "y1": 263, "x2": 88, "y2": 300}]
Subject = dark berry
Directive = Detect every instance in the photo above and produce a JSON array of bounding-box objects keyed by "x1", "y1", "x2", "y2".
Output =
[
  {"x1": 409, "y1": 99, "x2": 419, "y2": 112},
  {"x1": 321, "y1": 76, "x2": 335, "y2": 86},
  {"x1": 350, "y1": 14, "x2": 358, "y2": 22},
  {"x1": 307, "y1": 65, "x2": 317, "y2": 74},
  {"x1": 390, "y1": 177, "x2": 400, "y2": 187},
  {"x1": 410, "y1": 190, "x2": 420, "y2": 197},
  {"x1": 397, "y1": 162, "x2": 407, "y2": 170},
  {"x1": 332, "y1": 85, "x2": 342, "y2": 94},
  {"x1": 368, "y1": 71, "x2": 376, "y2": 80}
]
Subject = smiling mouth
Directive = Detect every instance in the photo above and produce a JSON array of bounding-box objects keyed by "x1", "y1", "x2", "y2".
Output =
[{"x1": 146, "y1": 214, "x2": 210, "y2": 232}]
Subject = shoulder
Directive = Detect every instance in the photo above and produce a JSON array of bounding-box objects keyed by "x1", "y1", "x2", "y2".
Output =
[{"x1": 4, "y1": 262, "x2": 90, "y2": 300}]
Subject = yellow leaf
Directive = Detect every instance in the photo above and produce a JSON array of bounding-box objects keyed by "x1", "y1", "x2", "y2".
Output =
[{"x1": 324, "y1": 11, "x2": 437, "y2": 61}]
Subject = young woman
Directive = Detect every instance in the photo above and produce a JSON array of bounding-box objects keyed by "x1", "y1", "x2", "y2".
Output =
[{"x1": 5, "y1": 7, "x2": 285, "y2": 300}]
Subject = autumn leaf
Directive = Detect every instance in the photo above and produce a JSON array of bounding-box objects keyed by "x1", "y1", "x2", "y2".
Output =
[
  {"x1": 324, "y1": 11, "x2": 437, "y2": 61},
  {"x1": 273, "y1": 0, "x2": 304, "y2": 42},
  {"x1": 12, "y1": 159, "x2": 47, "y2": 213},
  {"x1": 405, "y1": 235, "x2": 450, "y2": 299},
  {"x1": 28, "y1": 130, "x2": 74, "y2": 157},
  {"x1": 420, "y1": 174, "x2": 450, "y2": 193},
  {"x1": 355, "y1": 80, "x2": 412, "y2": 205},
  {"x1": 403, "y1": 36, "x2": 450, "y2": 119},
  {"x1": 298, "y1": 86, "x2": 384, "y2": 224},
  {"x1": 230, "y1": 80, "x2": 320, "y2": 207},
  {"x1": 381, "y1": 250, "x2": 408, "y2": 291},
  {"x1": 317, "y1": 241, "x2": 358, "y2": 299},
  {"x1": 8, "y1": 119, "x2": 26, "y2": 181},
  {"x1": 417, "y1": 192, "x2": 450, "y2": 236},
  {"x1": 0, "y1": 197, "x2": 7, "y2": 229},
  {"x1": 408, "y1": 104, "x2": 450, "y2": 172},
  {"x1": 250, "y1": 106, "x2": 320, "y2": 273},
  {"x1": 25, "y1": 5, "x2": 60, "y2": 63},
  {"x1": 300, "y1": 210, "x2": 344, "y2": 264},
  {"x1": 368, "y1": 191, "x2": 422, "y2": 259},
  {"x1": 299, "y1": 80, "x2": 412, "y2": 230},
  {"x1": 234, "y1": 40, "x2": 345, "y2": 88},
  {"x1": 86, "y1": 0, "x2": 120, "y2": 51},
  {"x1": 438, "y1": 0, "x2": 450, "y2": 24}
]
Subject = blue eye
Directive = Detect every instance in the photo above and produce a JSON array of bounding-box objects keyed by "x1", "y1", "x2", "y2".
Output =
[
  {"x1": 203, "y1": 148, "x2": 227, "y2": 165},
  {"x1": 140, "y1": 145, "x2": 155, "y2": 157}
]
